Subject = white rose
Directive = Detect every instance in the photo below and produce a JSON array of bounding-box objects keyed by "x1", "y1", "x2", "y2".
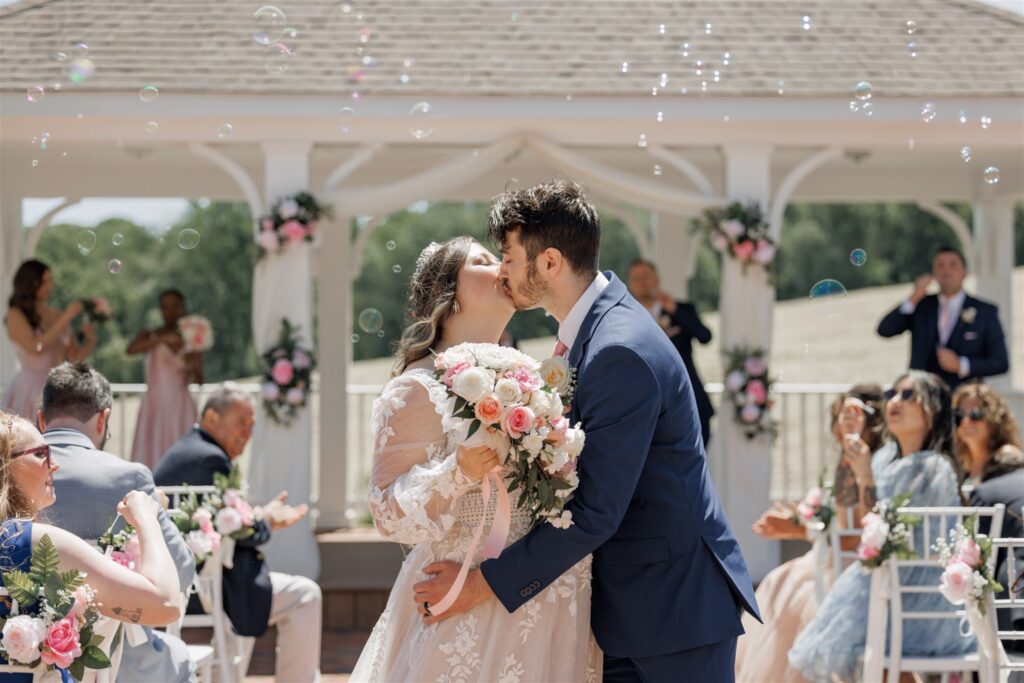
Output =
[
  {"x1": 285, "y1": 387, "x2": 305, "y2": 405},
  {"x1": 548, "y1": 510, "x2": 573, "y2": 529},
  {"x1": 472, "y1": 344, "x2": 520, "y2": 371},
  {"x1": 720, "y1": 219, "x2": 744, "y2": 238},
  {"x1": 277, "y1": 198, "x2": 299, "y2": 220},
  {"x1": 1, "y1": 614, "x2": 47, "y2": 664},
  {"x1": 725, "y1": 370, "x2": 747, "y2": 393},
  {"x1": 529, "y1": 390, "x2": 554, "y2": 418},
  {"x1": 187, "y1": 529, "x2": 215, "y2": 558},
  {"x1": 860, "y1": 516, "x2": 890, "y2": 550},
  {"x1": 522, "y1": 432, "x2": 545, "y2": 455},
  {"x1": 261, "y1": 382, "x2": 280, "y2": 401},
  {"x1": 540, "y1": 356, "x2": 571, "y2": 393},
  {"x1": 494, "y1": 378, "x2": 522, "y2": 405},
  {"x1": 451, "y1": 367, "x2": 495, "y2": 404},
  {"x1": 564, "y1": 427, "x2": 586, "y2": 459},
  {"x1": 215, "y1": 506, "x2": 243, "y2": 536},
  {"x1": 542, "y1": 447, "x2": 570, "y2": 475},
  {"x1": 938, "y1": 561, "x2": 975, "y2": 605}
]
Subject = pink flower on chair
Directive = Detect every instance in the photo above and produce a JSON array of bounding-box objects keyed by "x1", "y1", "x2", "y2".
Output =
[
  {"x1": 281, "y1": 220, "x2": 307, "y2": 243},
  {"x1": 958, "y1": 538, "x2": 982, "y2": 568},
  {"x1": 40, "y1": 617, "x2": 82, "y2": 669},
  {"x1": 732, "y1": 240, "x2": 756, "y2": 262}
]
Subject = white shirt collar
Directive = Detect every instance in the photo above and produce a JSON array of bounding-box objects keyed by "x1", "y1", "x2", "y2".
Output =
[
  {"x1": 939, "y1": 290, "x2": 966, "y2": 310},
  {"x1": 557, "y1": 272, "x2": 610, "y2": 354}
]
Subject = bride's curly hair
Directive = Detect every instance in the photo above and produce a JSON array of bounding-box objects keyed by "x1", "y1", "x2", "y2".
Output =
[
  {"x1": 392, "y1": 237, "x2": 474, "y2": 376},
  {"x1": 0, "y1": 413, "x2": 35, "y2": 523}
]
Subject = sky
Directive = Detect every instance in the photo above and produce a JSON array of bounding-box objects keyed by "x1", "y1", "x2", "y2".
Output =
[{"x1": 14, "y1": 0, "x2": 1024, "y2": 229}]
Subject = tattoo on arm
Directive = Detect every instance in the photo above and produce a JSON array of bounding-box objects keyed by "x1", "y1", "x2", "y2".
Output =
[
  {"x1": 833, "y1": 463, "x2": 859, "y2": 507},
  {"x1": 861, "y1": 485, "x2": 878, "y2": 510},
  {"x1": 112, "y1": 606, "x2": 143, "y2": 624}
]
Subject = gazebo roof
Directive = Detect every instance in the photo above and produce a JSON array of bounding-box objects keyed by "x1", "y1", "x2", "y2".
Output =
[{"x1": 1, "y1": 0, "x2": 1022, "y2": 97}]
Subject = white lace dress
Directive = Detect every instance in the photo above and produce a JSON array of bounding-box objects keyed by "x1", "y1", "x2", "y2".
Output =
[{"x1": 350, "y1": 368, "x2": 601, "y2": 683}]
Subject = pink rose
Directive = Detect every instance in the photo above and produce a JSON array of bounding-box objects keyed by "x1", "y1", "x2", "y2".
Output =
[
  {"x1": 111, "y1": 550, "x2": 136, "y2": 571},
  {"x1": 222, "y1": 489, "x2": 240, "y2": 507},
  {"x1": 443, "y1": 360, "x2": 473, "y2": 387},
  {"x1": 857, "y1": 543, "x2": 881, "y2": 561},
  {"x1": 502, "y1": 405, "x2": 536, "y2": 439},
  {"x1": 506, "y1": 367, "x2": 543, "y2": 394},
  {"x1": 281, "y1": 219, "x2": 307, "y2": 243},
  {"x1": 548, "y1": 415, "x2": 569, "y2": 443},
  {"x1": 939, "y1": 560, "x2": 975, "y2": 604},
  {"x1": 123, "y1": 534, "x2": 141, "y2": 565},
  {"x1": 40, "y1": 617, "x2": 82, "y2": 669},
  {"x1": 797, "y1": 502, "x2": 816, "y2": 521},
  {"x1": 192, "y1": 506, "x2": 213, "y2": 527},
  {"x1": 70, "y1": 585, "x2": 93, "y2": 620},
  {"x1": 234, "y1": 498, "x2": 256, "y2": 527},
  {"x1": 292, "y1": 350, "x2": 312, "y2": 369},
  {"x1": 746, "y1": 379, "x2": 767, "y2": 405},
  {"x1": 285, "y1": 387, "x2": 305, "y2": 405},
  {"x1": 744, "y1": 356, "x2": 767, "y2": 377},
  {"x1": 732, "y1": 240, "x2": 756, "y2": 262},
  {"x1": 740, "y1": 404, "x2": 761, "y2": 423},
  {"x1": 753, "y1": 240, "x2": 776, "y2": 265},
  {"x1": 711, "y1": 233, "x2": 730, "y2": 252},
  {"x1": 802, "y1": 486, "x2": 823, "y2": 508},
  {"x1": 258, "y1": 230, "x2": 280, "y2": 253},
  {"x1": 271, "y1": 359, "x2": 294, "y2": 385},
  {"x1": 474, "y1": 394, "x2": 503, "y2": 425},
  {"x1": 958, "y1": 538, "x2": 982, "y2": 568}
]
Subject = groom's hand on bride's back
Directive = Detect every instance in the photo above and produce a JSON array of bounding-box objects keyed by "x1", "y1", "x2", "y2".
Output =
[{"x1": 412, "y1": 564, "x2": 494, "y2": 624}]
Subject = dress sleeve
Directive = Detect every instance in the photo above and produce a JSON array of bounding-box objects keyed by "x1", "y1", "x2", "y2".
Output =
[{"x1": 367, "y1": 375, "x2": 477, "y2": 544}]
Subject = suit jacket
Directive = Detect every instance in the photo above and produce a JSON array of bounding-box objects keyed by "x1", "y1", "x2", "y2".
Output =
[
  {"x1": 658, "y1": 301, "x2": 715, "y2": 425},
  {"x1": 876, "y1": 293, "x2": 1009, "y2": 389},
  {"x1": 480, "y1": 273, "x2": 758, "y2": 659},
  {"x1": 971, "y1": 468, "x2": 1024, "y2": 651},
  {"x1": 44, "y1": 427, "x2": 197, "y2": 683},
  {"x1": 153, "y1": 427, "x2": 274, "y2": 637}
]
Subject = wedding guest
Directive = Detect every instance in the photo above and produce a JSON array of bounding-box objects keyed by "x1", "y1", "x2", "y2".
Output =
[
  {"x1": 153, "y1": 385, "x2": 321, "y2": 683},
  {"x1": 4, "y1": 260, "x2": 95, "y2": 420},
  {"x1": 877, "y1": 246, "x2": 1009, "y2": 389},
  {"x1": 789, "y1": 371, "x2": 973, "y2": 681},
  {"x1": 738, "y1": 384, "x2": 885, "y2": 683},
  {"x1": 953, "y1": 381, "x2": 1024, "y2": 654},
  {"x1": 627, "y1": 259, "x2": 715, "y2": 446},
  {"x1": 38, "y1": 362, "x2": 197, "y2": 683},
  {"x1": 127, "y1": 289, "x2": 202, "y2": 469}
]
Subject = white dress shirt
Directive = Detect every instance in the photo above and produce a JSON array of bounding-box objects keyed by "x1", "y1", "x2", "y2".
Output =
[
  {"x1": 557, "y1": 272, "x2": 610, "y2": 356},
  {"x1": 898, "y1": 289, "x2": 970, "y2": 376}
]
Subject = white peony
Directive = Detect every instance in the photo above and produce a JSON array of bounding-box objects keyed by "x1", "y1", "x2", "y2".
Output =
[
  {"x1": 1, "y1": 614, "x2": 47, "y2": 664},
  {"x1": 938, "y1": 561, "x2": 976, "y2": 605},
  {"x1": 187, "y1": 530, "x2": 216, "y2": 558},
  {"x1": 451, "y1": 367, "x2": 495, "y2": 404},
  {"x1": 725, "y1": 370, "x2": 747, "y2": 393},
  {"x1": 277, "y1": 199, "x2": 299, "y2": 220},
  {"x1": 542, "y1": 446, "x2": 570, "y2": 475},
  {"x1": 528, "y1": 390, "x2": 557, "y2": 419},
  {"x1": 494, "y1": 378, "x2": 522, "y2": 405},
  {"x1": 860, "y1": 514, "x2": 890, "y2": 550},
  {"x1": 564, "y1": 427, "x2": 586, "y2": 459},
  {"x1": 215, "y1": 506, "x2": 243, "y2": 536},
  {"x1": 540, "y1": 356, "x2": 572, "y2": 393},
  {"x1": 548, "y1": 510, "x2": 573, "y2": 529},
  {"x1": 522, "y1": 432, "x2": 545, "y2": 455}
]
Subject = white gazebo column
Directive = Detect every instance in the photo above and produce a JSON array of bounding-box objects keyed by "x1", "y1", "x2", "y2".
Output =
[
  {"x1": 0, "y1": 193, "x2": 23, "y2": 386},
  {"x1": 718, "y1": 144, "x2": 778, "y2": 582},
  {"x1": 316, "y1": 214, "x2": 351, "y2": 530},
  {"x1": 972, "y1": 198, "x2": 1017, "y2": 392},
  {"x1": 652, "y1": 211, "x2": 701, "y2": 300},
  {"x1": 249, "y1": 141, "x2": 320, "y2": 579}
]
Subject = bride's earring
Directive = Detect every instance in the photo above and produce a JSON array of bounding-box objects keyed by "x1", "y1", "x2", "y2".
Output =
[{"x1": 451, "y1": 300, "x2": 461, "y2": 315}]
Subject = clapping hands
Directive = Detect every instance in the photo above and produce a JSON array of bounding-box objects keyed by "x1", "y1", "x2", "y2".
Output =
[{"x1": 260, "y1": 491, "x2": 308, "y2": 532}]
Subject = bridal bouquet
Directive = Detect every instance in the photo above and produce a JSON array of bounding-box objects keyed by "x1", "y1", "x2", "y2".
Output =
[
  {"x1": 434, "y1": 343, "x2": 583, "y2": 529},
  {"x1": 0, "y1": 535, "x2": 112, "y2": 680},
  {"x1": 178, "y1": 314, "x2": 214, "y2": 353},
  {"x1": 97, "y1": 523, "x2": 141, "y2": 572},
  {"x1": 80, "y1": 297, "x2": 113, "y2": 324},
  {"x1": 857, "y1": 493, "x2": 919, "y2": 569},
  {"x1": 934, "y1": 517, "x2": 1002, "y2": 615}
]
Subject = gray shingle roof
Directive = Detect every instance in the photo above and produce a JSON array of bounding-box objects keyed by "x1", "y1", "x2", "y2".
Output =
[{"x1": 1, "y1": 0, "x2": 1022, "y2": 97}]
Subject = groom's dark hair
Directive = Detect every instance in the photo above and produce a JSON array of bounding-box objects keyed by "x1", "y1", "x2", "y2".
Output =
[{"x1": 487, "y1": 178, "x2": 600, "y2": 276}]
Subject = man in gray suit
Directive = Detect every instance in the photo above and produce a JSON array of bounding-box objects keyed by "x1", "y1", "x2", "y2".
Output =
[{"x1": 38, "y1": 362, "x2": 198, "y2": 683}]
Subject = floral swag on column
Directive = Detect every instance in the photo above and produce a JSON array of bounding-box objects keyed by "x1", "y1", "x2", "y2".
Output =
[
  {"x1": 697, "y1": 201, "x2": 777, "y2": 276},
  {"x1": 260, "y1": 318, "x2": 317, "y2": 426},
  {"x1": 256, "y1": 192, "x2": 331, "y2": 257},
  {"x1": 722, "y1": 346, "x2": 777, "y2": 440}
]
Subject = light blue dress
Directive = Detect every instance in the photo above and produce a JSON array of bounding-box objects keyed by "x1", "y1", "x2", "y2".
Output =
[{"x1": 788, "y1": 445, "x2": 976, "y2": 682}]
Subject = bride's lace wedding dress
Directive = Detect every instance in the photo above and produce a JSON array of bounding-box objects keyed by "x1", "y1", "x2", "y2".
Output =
[{"x1": 350, "y1": 367, "x2": 601, "y2": 682}]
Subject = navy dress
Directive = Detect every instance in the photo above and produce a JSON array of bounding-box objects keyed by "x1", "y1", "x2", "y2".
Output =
[{"x1": 1, "y1": 519, "x2": 72, "y2": 682}]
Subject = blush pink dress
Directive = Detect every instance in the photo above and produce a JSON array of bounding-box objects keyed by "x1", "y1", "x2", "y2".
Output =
[
  {"x1": 3, "y1": 328, "x2": 69, "y2": 419},
  {"x1": 131, "y1": 342, "x2": 197, "y2": 470}
]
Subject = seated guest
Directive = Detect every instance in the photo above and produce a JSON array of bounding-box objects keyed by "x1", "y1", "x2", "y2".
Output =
[
  {"x1": 789, "y1": 371, "x2": 974, "y2": 681},
  {"x1": 953, "y1": 381, "x2": 1024, "y2": 654},
  {"x1": 37, "y1": 362, "x2": 197, "y2": 683},
  {"x1": 153, "y1": 385, "x2": 321, "y2": 683},
  {"x1": 877, "y1": 245, "x2": 1009, "y2": 389},
  {"x1": 738, "y1": 385, "x2": 885, "y2": 683}
]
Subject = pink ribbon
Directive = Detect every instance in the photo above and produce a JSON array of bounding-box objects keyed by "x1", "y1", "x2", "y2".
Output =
[{"x1": 428, "y1": 465, "x2": 510, "y2": 615}]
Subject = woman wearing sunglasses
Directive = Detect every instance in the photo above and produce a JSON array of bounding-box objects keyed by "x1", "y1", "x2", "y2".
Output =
[
  {"x1": 953, "y1": 381, "x2": 1024, "y2": 657},
  {"x1": 0, "y1": 412, "x2": 182, "y2": 681},
  {"x1": 789, "y1": 371, "x2": 974, "y2": 682}
]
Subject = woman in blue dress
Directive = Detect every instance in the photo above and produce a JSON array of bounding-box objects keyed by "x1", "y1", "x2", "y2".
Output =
[
  {"x1": 1, "y1": 412, "x2": 183, "y2": 681},
  {"x1": 788, "y1": 370, "x2": 974, "y2": 682}
]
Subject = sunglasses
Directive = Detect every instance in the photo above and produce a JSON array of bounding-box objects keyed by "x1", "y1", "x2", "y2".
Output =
[
  {"x1": 11, "y1": 444, "x2": 52, "y2": 469},
  {"x1": 884, "y1": 388, "x2": 917, "y2": 402},
  {"x1": 954, "y1": 407, "x2": 986, "y2": 426}
]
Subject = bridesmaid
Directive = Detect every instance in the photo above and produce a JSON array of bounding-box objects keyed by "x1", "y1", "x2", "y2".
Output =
[
  {"x1": 3, "y1": 260, "x2": 95, "y2": 420},
  {"x1": 127, "y1": 289, "x2": 202, "y2": 469}
]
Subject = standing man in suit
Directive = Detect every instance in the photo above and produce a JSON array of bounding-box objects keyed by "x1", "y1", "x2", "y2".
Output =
[
  {"x1": 877, "y1": 245, "x2": 1009, "y2": 390},
  {"x1": 627, "y1": 258, "x2": 715, "y2": 447},
  {"x1": 38, "y1": 362, "x2": 197, "y2": 683},
  {"x1": 153, "y1": 384, "x2": 321, "y2": 683}
]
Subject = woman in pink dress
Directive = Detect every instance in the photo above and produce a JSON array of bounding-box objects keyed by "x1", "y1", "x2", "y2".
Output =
[
  {"x1": 4, "y1": 260, "x2": 96, "y2": 420},
  {"x1": 127, "y1": 289, "x2": 203, "y2": 469}
]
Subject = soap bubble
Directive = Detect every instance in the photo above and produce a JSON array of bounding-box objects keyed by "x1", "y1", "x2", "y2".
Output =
[
  {"x1": 357, "y1": 308, "x2": 384, "y2": 333},
  {"x1": 850, "y1": 249, "x2": 867, "y2": 266},
  {"x1": 960, "y1": 146, "x2": 972, "y2": 163},
  {"x1": 139, "y1": 85, "x2": 159, "y2": 103},
  {"x1": 107, "y1": 259, "x2": 123, "y2": 274},
  {"x1": 983, "y1": 166, "x2": 1000, "y2": 185},
  {"x1": 409, "y1": 102, "x2": 433, "y2": 139},
  {"x1": 853, "y1": 81, "x2": 872, "y2": 101},
  {"x1": 264, "y1": 42, "x2": 293, "y2": 75},
  {"x1": 27, "y1": 85, "x2": 45, "y2": 103},
  {"x1": 216, "y1": 123, "x2": 234, "y2": 139},
  {"x1": 144, "y1": 121, "x2": 159, "y2": 134},
  {"x1": 112, "y1": 233, "x2": 124, "y2": 246},
  {"x1": 177, "y1": 228, "x2": 201, "y2": 249},
  {"x1": 392, "y1": 264, "x2": 402, "y2": 273},
  {"x1": 385, "y1": 240, "x2": 396, "y2": 250},
  {"x1": 252, "y1": 6, "x2": 287, "y2": 45},
  {"x1": 77, "y1": 230, "x2": 97, "y2": 255},
  {"x1": 809, "y1": 279, "x2": 848, "y2": 318}
]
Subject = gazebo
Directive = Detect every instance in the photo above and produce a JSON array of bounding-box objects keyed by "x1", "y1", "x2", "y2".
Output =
[{"x1": 1, "y1": 0, "x2": 1022, "y2": 580}]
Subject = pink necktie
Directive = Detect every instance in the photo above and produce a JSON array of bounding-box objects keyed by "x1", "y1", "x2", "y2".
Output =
[
  {"x1": 554, "y1": 340, "x2": 568, "y2": 357},
  {"x1": 938, "y1": 299, "x2": 951, "y2": 343}
]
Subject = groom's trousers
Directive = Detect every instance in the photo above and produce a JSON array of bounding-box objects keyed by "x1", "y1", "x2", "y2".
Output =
[{"x1": 603, "y1": 637, "x2": 737, "y2": 683}]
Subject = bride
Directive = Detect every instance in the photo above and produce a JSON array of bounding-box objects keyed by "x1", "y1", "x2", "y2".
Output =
[{"x1": 350, "y1": 237, "x2": 600, "y2": 682}]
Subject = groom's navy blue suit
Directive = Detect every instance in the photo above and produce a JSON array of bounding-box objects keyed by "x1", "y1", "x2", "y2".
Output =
[{"x1": 481, "y1": 273, "x2": 759, "y2": 682}]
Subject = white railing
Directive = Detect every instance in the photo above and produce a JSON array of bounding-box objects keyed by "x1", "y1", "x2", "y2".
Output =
[{"x1": 97, "y1": 382, "x2": 1024, "y2": 521}]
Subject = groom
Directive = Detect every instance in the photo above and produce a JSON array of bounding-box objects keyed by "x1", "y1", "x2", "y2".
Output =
[{"x1": 414, "y1": 179, "x2": 759, "y2": 681}]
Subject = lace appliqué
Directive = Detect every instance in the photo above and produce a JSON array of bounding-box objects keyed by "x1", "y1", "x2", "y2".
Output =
[
  {"x1": 436, "y1": 614, "x2": 482, "y2": 683},
  {"x1": 498, "y1": 653, "x2": 524, "y2": 683}
]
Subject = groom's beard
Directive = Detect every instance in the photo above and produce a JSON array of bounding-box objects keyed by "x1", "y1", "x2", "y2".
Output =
[{"x1": 509, "y1": 264, "x2": 549, "y2": 311}]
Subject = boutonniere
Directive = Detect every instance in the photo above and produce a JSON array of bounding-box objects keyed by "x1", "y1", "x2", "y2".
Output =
[
  {"x1": 540, "y1": 355, "x2": 578, "y2": 407},
  {"x1": 960, "y1": 307, "x2": 977, "y2": 325},
  {"x1": 658, "y1": 314, "x2": 672, "y2": 330}
]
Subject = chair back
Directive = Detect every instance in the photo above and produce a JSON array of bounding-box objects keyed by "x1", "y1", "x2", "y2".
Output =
[
  {"x1": 828, "y1": 505, "x2": 861, "y2": 582},
  {"x1": 162, "y1": 484, "x2": 219, "y2": 512},
  {"x1": 981, "y1": 536, "x2": 1024, "y2": 682}
]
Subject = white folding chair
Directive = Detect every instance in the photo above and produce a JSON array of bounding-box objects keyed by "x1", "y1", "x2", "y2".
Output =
[
  {"x1": 161, "y1": 484, "x2": 219, "y2": 511},
  {"x1": 816, "y1": 505, "x2": 862, "y2": 604},
  {"x1": 864, "y1": 504, "x2": 1006, "y2": 683},
  {"x1": 979, "y1": 537, "x2": 1024, "y2": 683}
]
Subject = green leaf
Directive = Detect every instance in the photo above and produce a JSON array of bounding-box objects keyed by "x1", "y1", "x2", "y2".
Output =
[
  {"x1": 2, "y1": 569, "x2": 38, "y2": 606},
  {"x1": 69, "y1": 658, "x2": 86, "y2": 682},
  {"x1": 29, "y1": 534, "x2": 61, "y2": 583},
  {"x1": 453, "y1": 397, "x2": 467, "y2": 414},
  {"x1": 62, "y1": 570, "x2": 85, "y2": 591},
  {"x1": 466, "y1": 419, "x2": 482, "y2": 440},
  {"x1": 82, "y1": 645, "x2": 111, "y2": 669}
]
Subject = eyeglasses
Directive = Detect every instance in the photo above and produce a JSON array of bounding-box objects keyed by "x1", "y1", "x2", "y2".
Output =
[
  {"x1": 953, "y1": 407, "x2": 986, "y2": 426},
  {"x1": 1012, "y1": 568, "x2": 1024, "y2": 595},
  {"x1": 11, "y1": 444, "x2": 52, "y2": 469},
  {"x1": 884, "y1": 388, "x2": 917, "y2": 403}
]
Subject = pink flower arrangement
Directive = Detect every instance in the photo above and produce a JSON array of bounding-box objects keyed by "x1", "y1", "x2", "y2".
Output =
[
  {"x1": 257, "y1": 192, "x2": 330, "y2": 257},
  {"x1": 262, "y1": 318, "x2": 316, "y2": 426},
  {"x1": 506, "y1": 367, "x2": 543, "y2": 394},
  {"x1": 934, "y1": 521, "x2": 1002, "y2": 612},
  {"x1": 732, "y1": 240, "x2": 756, "y2": 262},
  {"x1": 723, "y1": 347, "x2": 775, "y2": 440},
  {"x1": 178, "y1": 314, "x2": 214, "y2": 353},
  {"x1": 281, "y1": 219, "x2": 307, "y2": 243},
  {"x1": 700, "y1": 202, "x2": 776, "y2": 274},
  {"x1": 271, "y1": 358, "x2": 295, "y2": 385},
  {"x1": 746, "y1": 379, "x2": 767, "y2": 405},
  {"x1": 40, "y1": 617, "x2": 82, "y2": 669}
]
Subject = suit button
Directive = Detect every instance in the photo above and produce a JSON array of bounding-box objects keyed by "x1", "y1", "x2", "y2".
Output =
[
  {"x1": 531, "y1": 581, "x2": 540, "y2": 589},
  {"x1": 520, "y1": 589, "x2": 529, "y2": 597}
]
